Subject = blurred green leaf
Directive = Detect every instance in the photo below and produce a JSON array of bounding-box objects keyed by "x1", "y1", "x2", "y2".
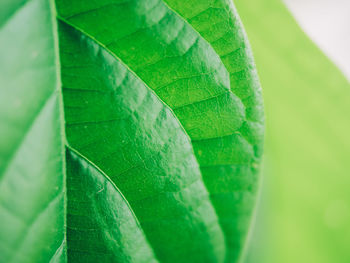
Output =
[
  {"x1": 0, "y1": 1, "x2": 65, "y2": 261},
  {"x1": 236, "y1": 0, "x2": 350, "y2": 262}
]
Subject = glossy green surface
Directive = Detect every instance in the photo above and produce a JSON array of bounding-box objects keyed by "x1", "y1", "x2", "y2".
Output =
[
  {"x1": 0, "y1": 0, "x2": 264, "y2": 262},
  {"x1": 163, "y1": 0, "x2": 264, "y2": 261},
  {"x1": 236, "y1": 0, "x2": 350, "y2": 262},
  {"x1": 66, "y1": 148, "x2": 157, "y2": 263},
  {"x1": 56, "y1": 0, "x2": 264, "y2": 261},
  {"x1": 59, "y1": 21, "x2": 225, "y2": 262}
]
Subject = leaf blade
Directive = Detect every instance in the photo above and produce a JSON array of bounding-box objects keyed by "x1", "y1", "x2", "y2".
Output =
[
  {"x1": 162, "y1": 0, "x2": 264, "y2": 260},
  {"x1": 58, "y1": 18, "x2": 226, "y2": 262},
  {"x1": 0, "y1": 1, "x2": 65, "y2": 262},
  {"x1": 56, "y1": 0, "x2": 264, "y2": 261},
  {"x1": 66, "y1": 147, "x2": 158, "y2": 263}
]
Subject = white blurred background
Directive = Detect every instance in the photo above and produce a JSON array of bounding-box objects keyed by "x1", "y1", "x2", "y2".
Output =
[{"x1": 285, "y1": 0, "x2": 350, "y2": 80}]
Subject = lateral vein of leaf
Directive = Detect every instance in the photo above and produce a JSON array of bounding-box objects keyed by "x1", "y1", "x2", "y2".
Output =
[
  {"x1": 65, "y1": 145, "x2": 155, "y2": 253},
  {"x1": 66, "y1": 118, "x2": 126, "y2": 127},
  {"x1": 56, "y1": 15, "x2": 196, "y2": 152},
  {"x1": 0, "y1": 92, "x2": 56, "y2": 177},
  {"x1": 66, "y1": 248, "x2": 113, "y2": 256},
  {"x1": 127, "y1": 177, "x2": 201, "y2": 204},
  {"x1": 154, "y1": 73, "x2": 211, "y2": 91},
  {"x1": 159, "y1": 1, "x2": 255, "y2": 139},
  {"x1": 63, "y1": 1, "x2": 129, "y2": 20},
  {"x1": 49, "y1": 239, "x2": 65, "y2": 263},
  {"x1": 200, "y1": 163, "x2": 258, "y2": 169},
  {"x1": 173, "y1": 91, "x2": 229, "y2": 110},
  {"x1": 188, "y1": 6, "x2": 222, "y2": 21},
  {"x1": 192, "y1": 130, "x2": 243, "y2": 142},
  {"x1": 0, "y1": 0, "x2": 32, "y2": 29},
  {"x1": 5, "y1": 192, "x2": 63, "y2": 263},
  {"x1": 66, "y1": 146, "x2": 161, "y2": 261}
]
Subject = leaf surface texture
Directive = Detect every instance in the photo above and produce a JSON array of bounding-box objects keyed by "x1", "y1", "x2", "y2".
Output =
[{"x1": 0, "y1": 0, "x2": 264, "y2": 262}]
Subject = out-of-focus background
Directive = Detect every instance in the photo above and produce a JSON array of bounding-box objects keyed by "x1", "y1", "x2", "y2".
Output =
[
  {"x1": 235, "y1": 0, "x2": 350, "y2": 262},
  {"x1": 285, "y1": 0, "x2": 350, "y2": 80}
]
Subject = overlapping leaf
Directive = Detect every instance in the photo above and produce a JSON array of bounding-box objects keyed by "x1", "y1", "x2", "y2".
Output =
[{"x1": 0, "y1": 0, "x2": 264, "y2": 262}]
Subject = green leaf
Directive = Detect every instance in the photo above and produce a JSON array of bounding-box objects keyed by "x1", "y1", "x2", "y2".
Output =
[
  {"x1": 58, "y1": 20, "x2": 225, "y2": 262},
  {"x1": 0, "y1": 0, "x2": 65, "y2": 261},
  {"x1": 162, "y1": 1, "x2": 264, "y2": 260},
  {"x1": 0, "y1": 0, "x2": 264, "y2": 262},
  {"x1": 66, "y1": 147, "x2": 157, "y2": 263},
  {"x1": 235, "y1": 0, "x2": 350, "y2": 262},
  {"x1": 0, "y1": 0, "x2": 28, "y2": 27},
  {"x1": 56, "y1": 0, "x2": 264, "y2": 261}
]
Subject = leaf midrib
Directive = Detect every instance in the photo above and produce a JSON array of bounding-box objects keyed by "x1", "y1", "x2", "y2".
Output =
[
  {"x1": 54, "y1": 14, "x2": 219, "y2": 261},
  {"x1": 49, "y1": 2, "x2": 160, "y2": 261},
  {"x1": 56, "y1": 15, "x2": 196, "y2": 145},
  {"x1": 48, "y1": 0, "x2": 68, "y2": 262}
]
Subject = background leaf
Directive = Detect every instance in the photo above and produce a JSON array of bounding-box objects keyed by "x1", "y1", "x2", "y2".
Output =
[
  {"x1": 0, "y1": 1, "x2": 65, "y2": 262},
  {"x1": 235, "y1": 0, "x2": 350, "y2": 262}
]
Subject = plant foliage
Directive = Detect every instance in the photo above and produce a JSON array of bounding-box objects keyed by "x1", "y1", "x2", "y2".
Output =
[
  {"x1": 0, "y1": 0, "x2": 264, "y2": 262},
  {"x1": 236, "y1": 0, "x2": 350, "y2": 262}
]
